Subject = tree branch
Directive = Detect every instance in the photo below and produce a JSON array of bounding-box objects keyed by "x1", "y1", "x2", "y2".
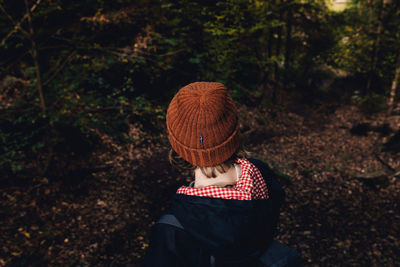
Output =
[
  {"x1": 0, "y1": 4, "x2": 29, "y2": 37},
  {"x1": 0, "y1": 0, "x2": 42, "y2": 47}
]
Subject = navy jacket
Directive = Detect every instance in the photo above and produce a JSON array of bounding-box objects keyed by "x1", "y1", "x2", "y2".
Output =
[{"x1": 143, "y1": 159, "x2": 288, "y2": 267}]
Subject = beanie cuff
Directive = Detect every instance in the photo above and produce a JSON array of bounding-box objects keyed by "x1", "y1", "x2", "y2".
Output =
[{"x1": 168, "y1": 123, "x2": 239, "y2": 167}]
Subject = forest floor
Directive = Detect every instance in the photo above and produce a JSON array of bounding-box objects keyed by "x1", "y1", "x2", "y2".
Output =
[{"x1": 1, "y1": 99, "x2": 400, "y2": 266}]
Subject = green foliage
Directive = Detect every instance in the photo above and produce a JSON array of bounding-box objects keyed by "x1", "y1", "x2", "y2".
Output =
[
  {"x1": 327, "y1": 0, "x2": 400, "y2": 94},
  {"x1": 0, "y1": 107, "x2": 46, "y2": 174},
  {"x1": 0, "y1": 0, "x2": 398, "y2": 177}
]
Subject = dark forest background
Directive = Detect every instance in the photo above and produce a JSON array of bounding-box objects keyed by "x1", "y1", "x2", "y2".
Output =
[{"x1": 0, "y1": 0, "x2": 399, "y2": 266}]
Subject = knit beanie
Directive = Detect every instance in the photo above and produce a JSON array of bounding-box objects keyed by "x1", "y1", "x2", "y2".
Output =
[{"x1": 166, "y1": 82, "x2": 239, "y2": 167}]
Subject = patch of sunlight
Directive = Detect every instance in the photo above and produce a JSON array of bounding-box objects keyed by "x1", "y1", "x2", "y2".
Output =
[{"x1": 326, "y1": 0, "x2": 349, "y2": 12}]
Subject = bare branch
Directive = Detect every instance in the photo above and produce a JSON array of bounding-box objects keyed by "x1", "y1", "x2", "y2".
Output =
[
  {"x1": 0, "y1": 3, "x2": 16, "y2": 24},
  {"x1": 0, "y1": 0, "x2": 42, "y2": 47},
  {"x1": 0, "y1": 3, "x2": 30, "y2": 37}
]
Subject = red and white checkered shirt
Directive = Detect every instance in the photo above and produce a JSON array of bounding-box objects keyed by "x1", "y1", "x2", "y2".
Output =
[{"x1": 176, "y1": 158, "x2": 269, "y2": 200}]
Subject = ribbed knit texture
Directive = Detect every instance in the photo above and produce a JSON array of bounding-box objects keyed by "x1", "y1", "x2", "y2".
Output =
[{"x1": 166, "y1": 82, "x2": 239, "y2": 167}]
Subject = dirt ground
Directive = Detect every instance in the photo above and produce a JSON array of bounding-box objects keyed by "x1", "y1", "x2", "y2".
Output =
[{"x1": 1, "y1": 103, "x2": 399, "y2": 266}]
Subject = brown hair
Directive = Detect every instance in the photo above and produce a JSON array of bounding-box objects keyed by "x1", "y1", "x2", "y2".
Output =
[{"x1": 169, "y1": 146, "x2": 249, "y2": 178}]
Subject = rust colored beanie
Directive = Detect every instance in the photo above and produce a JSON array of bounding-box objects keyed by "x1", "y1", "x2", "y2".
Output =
[{"x1": 166, "y1": 82, "x2": 239, "y2": 167}]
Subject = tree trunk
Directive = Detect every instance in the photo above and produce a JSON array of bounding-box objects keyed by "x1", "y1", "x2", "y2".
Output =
[
  {"x1": 267, "y1": 28, "x2": 273, "y2": 60},
  {"x1": 275, "y1": 0, "x2": 283, "y2": 83},
  {"x1": 25, "y1": 0, "x2": 50, "y2": 176},
  {"x1": 267, "y1": 0, "x2": 277, "y2": 81},
  {"x1": 283, "y1": 9, "x2": 292, "y2": 90},
  {"x1": 387, "y1": 54, "x2": 400, "y2": 116},
  {"x1": 366, "y1": 0, "x2": 384, "y2": 93},
  {"x1": 25, "y1": 0, "x2": 46, "y2": 112}
]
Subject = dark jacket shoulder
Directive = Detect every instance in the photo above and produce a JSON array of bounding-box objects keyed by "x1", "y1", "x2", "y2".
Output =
[{"x1": 143, "y1": 158, "x2": 285, "y2": 267}]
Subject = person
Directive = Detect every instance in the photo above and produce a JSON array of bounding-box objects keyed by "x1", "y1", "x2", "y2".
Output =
[{"x1": 143, "y1": 82, "x2": 300, "y2": 266}]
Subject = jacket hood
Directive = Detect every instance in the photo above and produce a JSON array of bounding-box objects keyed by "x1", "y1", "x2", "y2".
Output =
[
  {"x1": 144, "y1": 159, "x2": 286, "y2": 266},
  {"x1": 170, "y1": 194, "x2": 277, "y2": 262}
]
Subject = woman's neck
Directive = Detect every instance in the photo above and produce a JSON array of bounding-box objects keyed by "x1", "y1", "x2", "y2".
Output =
[{"x1": 193, "y1": 165, "x2": 240, "y2": 188}]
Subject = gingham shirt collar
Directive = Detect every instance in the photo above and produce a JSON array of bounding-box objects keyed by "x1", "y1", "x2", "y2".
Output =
[{"x1": 176, "y1": 158, "x2": 269, "y2": 200}]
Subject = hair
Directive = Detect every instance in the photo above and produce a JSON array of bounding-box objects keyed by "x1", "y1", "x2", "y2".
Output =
[{"x1": 168, "y1": 145, "x2": 249, "y2": 179}]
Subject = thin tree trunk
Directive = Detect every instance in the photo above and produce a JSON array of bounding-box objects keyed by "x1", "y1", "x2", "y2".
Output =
[
  {"x1": 25, "y1": 0, "x2": 51, "y2": 176},
  {"x1": 267, "y1": 0, "x2": 276, "y2": 81},
  {"x1": 275, "y1": 0, "x2": 283, "y2": 82},
  {"x1": 274, "y1": 26, "x2": 282, "y2": 82},
  {"x1": 387, "y1": 54, "x2": 400, "y2": 116},
  {"x1": 283, "y1": 9, "x2": 292, "y2": 90},
  {"x1": 267, "y1": 29, "x2": 273, "y2": 60},
  {"x1": 267, "y1": 28, "x2": 274, "y2": 83},
  {"x1": 366, "y1": 0, "x2": 384, "y2": 93},
  {"x1": 25, "y1": 0, "x2": 46, "y2": 112}
]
